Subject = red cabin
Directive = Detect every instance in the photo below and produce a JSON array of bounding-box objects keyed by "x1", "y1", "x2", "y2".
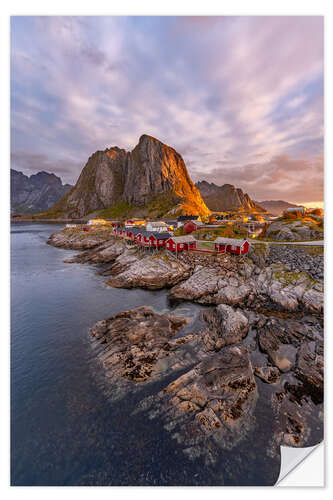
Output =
[
  {"x1": 214, "y1": 237, "x2": 249, "y2": 255},
  {"x1": 183, "y1": 221, "x2": 197, "y2": 233},
  {"x1": 135, "y1": 233, "x2": 143, "y2": 244},
  {"x1": 148, "y1": 232, "x2": 170, "y2": 248},
  {"x1": 166, "y1": 235, "x2": 196, "y2": 252}
]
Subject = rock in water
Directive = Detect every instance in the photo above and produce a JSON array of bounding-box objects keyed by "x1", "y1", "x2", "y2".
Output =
[
  {"x1": 295, "y1": 343, "x2": 324, "y2": 403},
  {"x1": 200, "y1": 304, "x2": 249, "y2": 351},
  {"x1": 147, "y1": 344, "x2": 258, "y2": 463},
  {"x1": 257, "y1": 317, "x2": 315, "y2": 373},
  {"x1": 105, "y1": 252, "x2": 192, "y2": 290},
  {"x1": 254, "y1": 366, "x2": 280, "y2": 384},
  {"x1": 90, "y1": 306, "x2": 192, "y2": 384},
  {"x1": 44, "y1": 135, "x2": 210, "y2": 218},
  {"x1": 47, "y1": 227, "x2": 116, "y2": 250}
]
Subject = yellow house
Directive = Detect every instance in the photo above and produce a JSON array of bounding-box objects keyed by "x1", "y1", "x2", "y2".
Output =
[{"x1": 88, "y1": 219, "x2": 111, "y2": 226}]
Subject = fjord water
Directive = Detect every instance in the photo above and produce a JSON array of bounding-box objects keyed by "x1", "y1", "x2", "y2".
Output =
[{"x1": 11, "y1": 223, "x2": 280, "y2": 486}]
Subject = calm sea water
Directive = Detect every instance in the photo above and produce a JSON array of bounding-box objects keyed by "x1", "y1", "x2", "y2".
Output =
[{"x1": 11, "y1": 223, "x2": 281, "y2": 486}]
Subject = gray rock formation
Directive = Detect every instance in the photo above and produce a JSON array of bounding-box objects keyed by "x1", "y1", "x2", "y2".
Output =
[
  {"x1": 196, "y1": 180, "x2": 265, "y2": 213},
  {"x1": 265, "y1": 219, "x2": 323, "y2": 241},
  {"x1": 255, "y1": 200, "x2": 300, "y2": 215},
  {"x1": 105, "y1": 252, "x2": 192, "y2": 290},
  {"x1": 45, "y1": 135, "x2": 210, "y2": 218},
  {"x1": 200, "y1": 305, "x2": 249, "y2": 351},
  {"x1": 47, "y1": 227, "x2": 115, "y2": 250},
  {"x1": 90, "y1": 306, "x2": 190, "y2": 383},
  {"x1": 254, "y1": 366, "x2": 280, "y2": 384},
  {"x1": 11, "y1": 169, "x2": 72, "y2": 214}
]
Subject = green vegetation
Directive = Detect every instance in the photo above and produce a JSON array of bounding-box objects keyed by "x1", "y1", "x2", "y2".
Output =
[
  {"x1": 145, "y1": 192, "x2": 179, "y2": 217},
  {"x1": 96, "y1": 192, "x2": 181, "y2": 219},
  {"x1": 301, "y1": 245, "x2": 324, "y2": 255},
  {"x1": 98, "y1": 201, "x2": 134, "y2": 218},
  {"x1": 173, "y1": 226, "x2": 185, "y2": 236},
  {"x1": 192, "y1": 224, "x2": 248, "y2": 241},
  {"x1": 199, "y1": 241, "x2": 215, "y2": 249},
  {"x1": 273, "y1": 269, "x2": 316, "y2": 288}
]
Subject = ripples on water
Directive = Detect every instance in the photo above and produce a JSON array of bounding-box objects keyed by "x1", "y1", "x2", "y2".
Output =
[{"x1": 11, "y1": 223, "x2": 281, "y2": 486}]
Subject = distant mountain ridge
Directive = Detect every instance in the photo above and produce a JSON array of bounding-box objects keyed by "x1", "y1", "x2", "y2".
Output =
[
  {"x1": 255, "y1": 200, "x2": 301, "y2": 215},
  {"x1": 11, "y1": 169, "x2": 72, "y2": 215},
  {"x1": 196, "y1": 181, "x2": 265, "y2": 213},
  {"x1": 43, "y1": 135, "x2": 211, "y2": 219}
]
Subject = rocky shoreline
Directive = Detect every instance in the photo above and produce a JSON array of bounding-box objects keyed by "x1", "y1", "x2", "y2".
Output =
[{"x1": 47, "y1": 228, "x2": 324, "y2": 464}]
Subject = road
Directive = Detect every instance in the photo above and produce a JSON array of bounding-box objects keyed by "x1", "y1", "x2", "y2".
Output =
[{"x1": 252, "y1": 240, "x2": 324, "y2": 246}]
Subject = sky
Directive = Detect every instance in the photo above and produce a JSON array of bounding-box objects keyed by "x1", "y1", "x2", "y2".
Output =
[{"x1": 11, "y1": 16, "x2": 324, "y2": 205}]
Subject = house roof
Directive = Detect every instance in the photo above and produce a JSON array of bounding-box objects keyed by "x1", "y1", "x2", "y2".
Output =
[
  {"x1": 177, "y1": 215, "x2": 199, "y2": 221},
  {"x1": 130, "y1": 227, "x2": 144, "y2": 234},
  {"x1": 185, "y1": 219, "x2": 204, "y2": 226},
  {"x1": 215, "y1": 237, "x2": 248, "y2": 246},
  {"x1": 151, "y1": 232, "x2": 171, "y2": 240},
  {"x1": 168, "y1": 235, "x2": 196, "y2": 243},
  {"x1": 284, "y1": 207, "x2": 305, "y2": 212},
  {"x1": 147, "y1": 221, "x2": 168, "y2": 227},
  {"x1": 138, "y1": 230, "x2": 171, "y2": 239}
]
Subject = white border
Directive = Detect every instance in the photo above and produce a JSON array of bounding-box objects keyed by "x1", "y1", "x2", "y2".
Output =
[{"x1": 2, "y1": 0, "x2": 332, "y2": 497}]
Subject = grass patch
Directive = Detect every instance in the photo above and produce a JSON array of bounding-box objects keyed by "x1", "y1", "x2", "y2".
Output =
[
  {"x1": 273, "y1": 269, "x2": 316, "y2": 287},
  {"x1": 98, "y1": 201, "x2": 135, "y2": 218},
  {"x1": 303, "y1": 246, "x2": 324, "y2": 255}
]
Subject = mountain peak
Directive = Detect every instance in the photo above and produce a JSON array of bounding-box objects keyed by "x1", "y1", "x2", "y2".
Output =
[
  {"x1": 11, "y1": 169, "x2": 72, "y2": 215},
  {"x1": 43, "y1": 136, "x2": 211, "y2": 219},
  {"x1": 139, "y1": 134, "x2": 159, "y2": 143},
  {"x1": 196, "y1": 181, "x2": 265, "y2": 213}
]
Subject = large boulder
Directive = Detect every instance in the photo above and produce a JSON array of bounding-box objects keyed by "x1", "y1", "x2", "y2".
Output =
[
  {"x1": 65, "y1": 238, "x2": 127, "y2": 263},
  {"x1": 48, "y1": 227, "x2": 114, "y2": 249},
  {"x1": 254, "y1": 366, "x2": 280, "y2": 384},
  {"x1": 295, "y1": 343, "x2": 324, "y2": 403},
  {"x1": 106, "y1": 253, "x2": 191, "y2": 290},
  {"x1": 169, "y1": 267, "x2": 221, "y2": 302},
  {"x1": 200, "y1": 304, "x2": 249, "y2": 351},
  {"x1": 265, "y1": 220, "x2": 322, "y2": 241},
  {"x1": 90, "y1": 306, "x2": 190, "y2": 383},
  {"x1": 257, "y1": 317, "x2": 317, "y2": 372},
  {"x1": 147, "y1": 344, "x2": 258, "y2": 462},
  {"x1": 215, "y1": 283, "x2": 251, "y2": 306}
]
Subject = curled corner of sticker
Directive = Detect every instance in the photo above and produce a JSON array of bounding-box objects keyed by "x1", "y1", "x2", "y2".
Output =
[{"x1": 276, "y1": 442, "x2": 324, "y2": 486}]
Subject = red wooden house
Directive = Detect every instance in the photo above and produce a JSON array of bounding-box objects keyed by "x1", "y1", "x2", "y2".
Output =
[
  {"x1": 148, "y1": 232, "x2": 171, "y2": 248},
  {"x1": 115, "y1": 227, "x2": 124, "y2": 237},
  {"x1": 183, "y1": 220, "x2": 204, "y2": 233},
  {"x1": 134, "y1": 232, "x2": 143, "y2": 244},
  {"x1": 166, "y1": 235, "x2": 196, "y2": 252},
  {"x1": 214, "y1": 237, "x2": 249, "y2": 255}
]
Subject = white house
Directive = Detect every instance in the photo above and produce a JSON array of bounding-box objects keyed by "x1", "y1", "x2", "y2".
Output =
[
  {"x1": 145, "y1": 221, "x2": 169, "y2": 232},
  {"x1": 284, "y1": 207, "x2": 306, "y2": 216}
]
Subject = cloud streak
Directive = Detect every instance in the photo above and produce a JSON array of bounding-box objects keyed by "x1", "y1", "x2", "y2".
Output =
[{"x1": 10, "y1": 16, "x2": 323, "y2": 203}]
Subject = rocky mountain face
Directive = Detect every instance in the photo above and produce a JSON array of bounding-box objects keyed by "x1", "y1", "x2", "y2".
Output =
[
  {"x1": 256, "y1": 200, "x2": 300, "y2": 215},
  {"x1": 196, "y1": 181, "x2": 265, "y2": 213},
  {"x1": 11, "y1": 169, "x2": 72, "y2": 215},
  {"x1": 46, "y1": 135, "x2": 210, "y2": 219}
]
